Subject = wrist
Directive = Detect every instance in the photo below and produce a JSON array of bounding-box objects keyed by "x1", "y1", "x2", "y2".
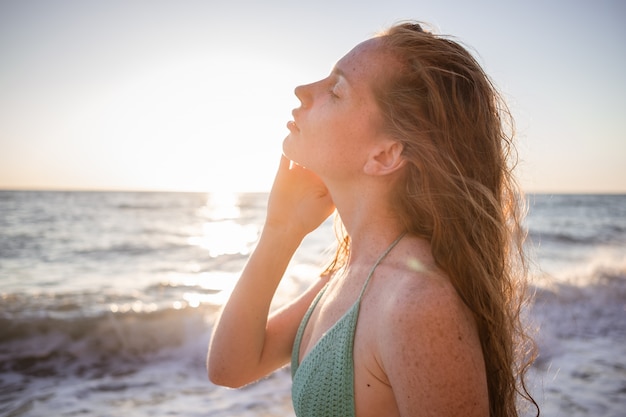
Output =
[{"x1": 259, "y1": 223, "x2": 306, "y2": 251}]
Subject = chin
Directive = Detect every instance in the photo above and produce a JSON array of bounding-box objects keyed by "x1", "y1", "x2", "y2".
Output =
[{"x1": 281, "y1": 138, "x2": 299, "y2": 162}]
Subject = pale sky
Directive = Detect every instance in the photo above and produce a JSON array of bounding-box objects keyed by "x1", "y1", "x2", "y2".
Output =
[{"x1": 1, "y1": 0, "x2": 624, "y2": 193}]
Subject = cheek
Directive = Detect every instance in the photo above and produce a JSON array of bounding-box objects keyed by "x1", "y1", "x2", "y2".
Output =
[
  {"x1": 302, "y1": 102, "x2": 379, "y2": 166},
  {"x1": 313, "y1": 104, "x2": 356, "y2": 139}
]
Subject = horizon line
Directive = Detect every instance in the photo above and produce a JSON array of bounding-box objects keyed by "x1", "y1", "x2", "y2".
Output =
[{"x1": 1, "y1": 186, "x2": 625, "y2": 195}]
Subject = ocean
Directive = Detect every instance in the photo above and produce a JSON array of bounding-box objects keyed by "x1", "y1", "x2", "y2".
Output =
[{"x1": 1, "y1": 191, "x2": 624, "y2": 416}]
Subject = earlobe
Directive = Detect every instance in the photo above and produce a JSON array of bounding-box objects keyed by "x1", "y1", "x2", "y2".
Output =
[{"x1": 363, "y1": 141, "x2": 406, "y2": 176}]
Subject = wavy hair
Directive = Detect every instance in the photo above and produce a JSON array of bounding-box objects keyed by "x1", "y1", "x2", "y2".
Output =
[{"x1": 325, "y1": 22, "x2": 538, "y2": 416}]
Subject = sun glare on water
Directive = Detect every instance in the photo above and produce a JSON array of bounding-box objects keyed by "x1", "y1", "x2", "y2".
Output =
[{"x1": 188, "y1": 192, "x2": 259, "y2": 257}]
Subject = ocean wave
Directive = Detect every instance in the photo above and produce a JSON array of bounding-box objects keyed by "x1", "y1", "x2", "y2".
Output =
[
  {"x1": 0, "y1": 231, "x2": 189, "y2": 264},
  {"x1": 532, "y1": 263, "x2": 626, "y2": 340},
  {"x1": 0, "y1": 304, "x2": 216, "y2": 379},
  {"x1": 116, "y1": 203, "x2": 175, "y2": 210},
  {"x1": 0, "y1": 233, "x2": 44, "y2": 259},
  {"x1": 73, "y1": 241, "x2": 191, "y2": 259},
  {"x1": 529, "y1": 229, "x2": 625, "y2": 246},
  {"x1": 0, "y1": 274, "x2": 233, "y2": 318}
]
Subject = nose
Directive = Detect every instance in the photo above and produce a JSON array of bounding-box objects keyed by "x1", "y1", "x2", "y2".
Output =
[{"x1": 294, "y1": 83, "x2": 312, "y2": 108}]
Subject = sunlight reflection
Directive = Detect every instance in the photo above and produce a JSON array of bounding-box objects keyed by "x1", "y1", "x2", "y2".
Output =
[
  {"x1": 182, "y1": 291, "x2": 237, "y2": 308},
  {"x1": 109, "y1": 301, "x2": 158, "y2": 313},
  {"x1": 167, "y1": 271, "x2": 238, "y2": 292},
  {"x1": 183, "y1": 292, "x2": 202, "y2": 308},
  {"x1": 183, "y1": 290, "x2": 234, "y2": 307},
  {"x1": 199, "y1": 192, "x2": 241, "y2": 220},
  {"x1": 165, "y1": 272, "x2": 237, "y2": 307},
  {"x1": 188, "y1": 221, "x2": 258, "y2": 257}
]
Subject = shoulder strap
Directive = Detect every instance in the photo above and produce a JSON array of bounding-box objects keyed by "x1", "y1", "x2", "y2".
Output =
[{"x1": 358, "y1": 232, "x2": 406, "y2": 300}]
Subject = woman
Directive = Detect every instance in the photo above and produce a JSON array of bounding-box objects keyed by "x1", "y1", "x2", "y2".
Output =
[{"x1": 208, "y1": 22, "x2": 538, "y2": 417}]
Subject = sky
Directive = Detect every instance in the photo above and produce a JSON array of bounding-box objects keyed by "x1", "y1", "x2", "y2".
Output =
[{"x1": 0, "y1": 0, "x2": 624, "y2": 193}]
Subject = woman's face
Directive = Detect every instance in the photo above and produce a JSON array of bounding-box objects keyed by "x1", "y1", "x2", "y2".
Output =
[{"x1": 283, "y1": 38, "x2": 390, "y2": 182}]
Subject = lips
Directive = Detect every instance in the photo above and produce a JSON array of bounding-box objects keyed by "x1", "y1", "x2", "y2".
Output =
[
  {"x1": 287, "y1": 109, "x2": 301, "y2": 132},
  {"x1": 287, "y1": 120, "x2": 299, "y2": 132}
]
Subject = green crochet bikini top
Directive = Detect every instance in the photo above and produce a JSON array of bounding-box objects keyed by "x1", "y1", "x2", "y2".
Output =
[{"x1": 290, "y1": 234, "x2": 405, "y2": 417}]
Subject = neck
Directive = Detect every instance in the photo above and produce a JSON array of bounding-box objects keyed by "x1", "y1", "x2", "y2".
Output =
[{"x1": 329, "y1": 181, "x2": 405, "y2": 265}]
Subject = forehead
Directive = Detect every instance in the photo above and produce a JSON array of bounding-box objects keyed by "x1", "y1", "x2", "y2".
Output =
[{"x1": 334, "y1": 38, "x2": 390, "y2": 87}]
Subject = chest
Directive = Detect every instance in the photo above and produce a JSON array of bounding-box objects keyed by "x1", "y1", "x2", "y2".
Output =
[
  {"x1": 293, "y1": 279, "x2": 399, "y2": 417},
  {"x1": 297, "y1": 275, "x2": 367, "y2": 363}
]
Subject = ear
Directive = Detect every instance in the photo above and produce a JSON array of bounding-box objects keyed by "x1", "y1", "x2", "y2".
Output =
[{"x1": 363, "y1": 140, "x2": 406, "y2": 176}]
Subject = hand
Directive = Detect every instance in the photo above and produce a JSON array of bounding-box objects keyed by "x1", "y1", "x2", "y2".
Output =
[{"x1": 265, "y1": 155, "x2": 335, "y2": 238}]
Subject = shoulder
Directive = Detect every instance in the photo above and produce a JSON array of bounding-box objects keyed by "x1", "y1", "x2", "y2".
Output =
[
  {"x1": 376, "y1": 235, "x2": 475, "y2": 333},
  {"x1": 370, "y1": 258, "x2": 489, "y2": 414},
  {"x1": 372, "y1": 236, "x2": 469, "y2": 334},
  {"x1": 376, "y1": 264, "x2": 472, "y2": 345}
]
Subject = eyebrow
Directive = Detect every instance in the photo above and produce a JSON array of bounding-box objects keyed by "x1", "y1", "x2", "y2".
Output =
[
  {"x1": 331, "y1": 66, "x2": 349, "y2": 84},
  {"x1": 332, "y1": 66, "x2": 346, "y2": 78}
]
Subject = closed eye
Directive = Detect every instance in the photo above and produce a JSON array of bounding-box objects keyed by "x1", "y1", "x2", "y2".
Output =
[
  {"x1": 326, "y1": 72, "x2": 344, "y2": 99},
  {"x1": 328, "y1": 80, "x2": 341, "y2": 98}
]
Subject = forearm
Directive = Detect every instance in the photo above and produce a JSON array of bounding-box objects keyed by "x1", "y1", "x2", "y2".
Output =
[
  {"x1": 207, "y1": 225, "x2": 302, "y2": 387},
  {"x1": 208, "y1": 155, "x2": 334, "y2": 387}
]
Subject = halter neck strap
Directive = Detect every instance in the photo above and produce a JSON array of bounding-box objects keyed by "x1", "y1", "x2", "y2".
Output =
[{"x1": 358, "y1": 232, "x2": 406, "y2": 300}]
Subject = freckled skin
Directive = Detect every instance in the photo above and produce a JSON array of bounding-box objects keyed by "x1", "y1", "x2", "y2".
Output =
[
  {"x1": 283, "y1": 40, "x2": 389, "y2": 183},
  {"x1": 208, "y1": 37, "x2": 490, "y2": 417}
]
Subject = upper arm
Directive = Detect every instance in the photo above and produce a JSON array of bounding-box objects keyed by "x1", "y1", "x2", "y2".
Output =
[
  {"x1": 208, "y1": 275, "x2": 327, "y2": 388},
  {"x1": 378, "y1": 283, "x2": 489, "y2": 417},
  {"x1": 261, "y1": 277, "x2": 328, "y2": 369}
]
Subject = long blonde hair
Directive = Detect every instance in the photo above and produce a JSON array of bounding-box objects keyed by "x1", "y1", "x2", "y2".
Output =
[{"x1": 326, "y1": 22, "x2": 538, "y2": 416}]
